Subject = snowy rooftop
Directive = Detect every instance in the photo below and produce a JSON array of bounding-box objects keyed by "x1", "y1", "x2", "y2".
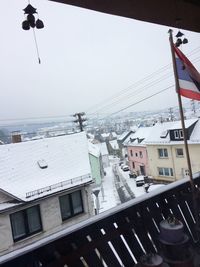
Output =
[
  {"x1": 124, "y1": 126, "x2": 154, "y2": 146},
  {"x1": 109, "y1": 140, "x2": 119, "y2": 150},
  {"x1": 101, "y1": 133, "x2": 110, "y2": 138},
  {"x1": 118, "y1": 131, "x2": 132, "y2": 141},
  {"x1": 96, "y1": 142, "x2": 108, "y2": 156},
  {"x1": 0, "y1": 132, "x2": 92, "y2": 201},
  {"x1": 167, "y1": 118, "x2": 198, "y2": 130},
  {"x1": 111, "y1": 132, "x2": 117, "y2": 138},
  {"x1": 145, "y1": 119, "x2": 200, "y2": 144},
  {"x1": 88, "y1": 141, "x2": 100, "y2": 157}
]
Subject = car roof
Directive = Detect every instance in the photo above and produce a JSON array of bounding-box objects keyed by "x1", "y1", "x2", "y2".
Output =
[{"x1": 136, "y1": 176, "x2": 145, "y2": 181}]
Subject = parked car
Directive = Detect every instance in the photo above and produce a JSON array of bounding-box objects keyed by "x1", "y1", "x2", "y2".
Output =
[
  {"x1": 135, "y1": 175, "x2": 145, "y2": 187},
  {"x1": 122, "y1": 165, "x2": 129, "y2": 171}
]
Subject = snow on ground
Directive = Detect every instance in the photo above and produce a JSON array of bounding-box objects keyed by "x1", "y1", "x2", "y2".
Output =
[
  {"x1": 99, "y1": 156, "x2": 166, "y2": 213},
  {"x1": 98, "y1": 166, "x2": 121, "y2": 213},
  {"x1": 117, "y1": 166, "x2": 146, "y2": 197}
]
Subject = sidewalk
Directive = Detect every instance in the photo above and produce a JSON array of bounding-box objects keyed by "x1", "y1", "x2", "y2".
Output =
[{"x1": 98, "y1": 165, "x2": 121, "y2": 213}]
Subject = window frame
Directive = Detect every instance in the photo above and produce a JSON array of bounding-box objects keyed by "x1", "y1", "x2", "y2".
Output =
[
  {"x1": 176, "y1": 148, "x2": 184, "y2": 157},
  {"x1": 174, "y1": 130, "x2": 179, "y2": 139},
  {"x1": 10, "y1": 205, "x2": 42, "y2": 242},
  {"x1": 179, "y1": 130, "x2": 183, "y2": 138},
  {"x1": 158, "y1": 148, "x2": 168, "y2": 158},
  {"x1": 59, "y1": 190, "x2": 84, "y2": 221},
  {"x1": 132, "y1": 162, "x2": 135, "y2": 169},
  {"x1": 158, "y1": 167, "x2": 173, "y2": 177}
]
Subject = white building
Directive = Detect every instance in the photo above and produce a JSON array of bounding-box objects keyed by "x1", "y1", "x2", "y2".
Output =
[
  {"x1": 96, "y1": 142, "x2": 110, "y2": 167},
  {"x1": 0, "y1": 132, "x2": 93, "y2": 257}
]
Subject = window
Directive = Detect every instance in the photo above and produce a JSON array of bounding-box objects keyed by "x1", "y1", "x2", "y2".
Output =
[
  {"x1": 59, "y1": 190, "x2": 83, "y2": 221},
  {"x1": 132, "y1": 162, "x2": 135, "y2": 169},
  {"x1": 135, "y1": 152, "x2": 138, "y2": 157},
  {"x1": 158, "y1": 167, "x2": 173, "y2": 177},
  {"x1": 130, "y1": 150, "x2": 133, "y2": 157},
  {"x1": 174, "y1": 130, "x2": 179, "y2": 139},
  {"x1": 176, "y1": 148, "x2": 184, "y2": 157},
  {"x1": 10, "y1": 205, "x2": 42, "y2": 242},
  {"x1": 158, "y1": 148, "x2": 168, "y2": 158},
  {"x1": 139, "y1": 151, "x2": 143, "y2": 158},
  {"x1": 174, "y1": 130, "x2": 183, "y2": 139}
]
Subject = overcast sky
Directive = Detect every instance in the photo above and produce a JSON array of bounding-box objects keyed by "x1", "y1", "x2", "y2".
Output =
[{"x1": 0, "y1": 0, "x2": 200, "y2": 122}]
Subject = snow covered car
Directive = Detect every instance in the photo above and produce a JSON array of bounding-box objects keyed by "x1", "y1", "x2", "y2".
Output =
[
  {"x1": 135, "y1": 175, "x2": 145, "y2": 187},
  {"x1": 122, "y1": 165, "x2": 129, "y2": 171}
]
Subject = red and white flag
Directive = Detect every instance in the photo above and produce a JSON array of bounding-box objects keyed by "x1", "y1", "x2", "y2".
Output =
[{"x1": 174, "y1": 45, "x2": 200, "y2": 101}]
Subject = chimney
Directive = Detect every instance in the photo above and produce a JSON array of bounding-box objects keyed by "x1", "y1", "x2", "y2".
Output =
[{"x1": 11, "y1": 131, "x2": 22, "y2": 143}]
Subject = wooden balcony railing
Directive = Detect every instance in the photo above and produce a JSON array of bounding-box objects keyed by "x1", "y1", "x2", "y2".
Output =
[{"x1": 2, "y1": 173, "x2": 200, "y2": 267}]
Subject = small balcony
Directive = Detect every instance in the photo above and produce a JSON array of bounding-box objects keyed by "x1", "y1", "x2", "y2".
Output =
[{"x1": 2, "y1": 173, "x2": 200, "y2": 267}]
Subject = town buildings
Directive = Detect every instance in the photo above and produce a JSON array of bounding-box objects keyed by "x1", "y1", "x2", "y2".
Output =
[{"x1": 125, "y1": 119, "x2": 200, "y2": 182}]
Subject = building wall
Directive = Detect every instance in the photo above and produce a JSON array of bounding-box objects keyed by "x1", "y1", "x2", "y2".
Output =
[
  {"x1": 147, "y1": 144, "x2": 200, "y2": 182},
  {"x1": 147, "y1": 145, "x2": 177, "y2": 182},
  {"x1": 127, "y1": 146, "x2": 149, "y2": 176},
  {"x1": 89, "y1": 154, "x2": 102, "y2": 185},
  {"x1": 0, "y1": 186, "x2": 93, "y2": 256}
]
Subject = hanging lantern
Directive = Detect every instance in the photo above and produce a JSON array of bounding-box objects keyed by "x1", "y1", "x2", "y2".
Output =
[
  {"x1": 22, "y1": 2, "x2": 44, "y2": 64},
  {"x1": 175, "y1": 31, "x2": 184, "y2": 38},
  {"x1": 182, "y1": 38, "x2": 188, "y2": 44},
  {"x1": 175, "y1": 38, "x2": 182, "y2": 47},
  {"x1": 36, "y1": 19, "x2": 44, "y2": 29},
  {"x1": 23, "y1": 4, "x2": 37, "y2": 14},
  {"x1": 27, "y1": 14, "x2": 35, "y2": 28},
  {"x1": 22, "y1": 20, "x2": 30, "y2": 30}
]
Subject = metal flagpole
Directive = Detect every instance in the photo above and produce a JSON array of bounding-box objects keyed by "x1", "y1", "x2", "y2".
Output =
[{"x1": 168, "y1": 29, "x2": 199, "y2": 239}]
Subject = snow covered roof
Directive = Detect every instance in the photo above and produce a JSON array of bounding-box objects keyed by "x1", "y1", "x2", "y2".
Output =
[
  {"x1": 96, "y1": 142, "x2": 108, "y2": 156},
  {"x1": 167, "y1": 118, "x2": 198, "y2": 130},
  {"x1": 118, "y1": 131, "x2": 132, "y2": 141},
  {"x1": 189, "y1": 119, "x2": 200, "y2": 143},
  {"x1": 145, "y1": 119, "x2": 200, "y2": 144},
  {"x1": 111, "y1": 132, "x2": 117, "y2": 138},
  {"x1": 124, "y1": 126, "x2": 154, "y2": 146},
  {"x1": 88, "y1": 141, "x2": 100, "y2": 157},
  {"x1": 0, "y1": 132, "x2": 92, "y2": 202},
  {"x1": 101, "y1": 133, "x2": 110, "y2": 138},
  {"x1": 109, "y1": 140, "x2": 119, "y2": 150}
]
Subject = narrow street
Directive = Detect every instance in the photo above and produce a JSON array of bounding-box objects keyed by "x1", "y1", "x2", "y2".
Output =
[{"x1": 112, "y1": 164, "x2": 135, "y2": 203}]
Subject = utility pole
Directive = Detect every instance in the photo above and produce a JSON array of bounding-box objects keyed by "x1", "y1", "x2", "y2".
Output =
[{"x1": 73, "y1": 112, "x2": 87, "y2": 132}]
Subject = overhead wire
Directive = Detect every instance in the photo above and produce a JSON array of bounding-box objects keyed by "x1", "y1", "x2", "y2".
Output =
[
  {"x1": 86, "y1": 46, "x2": 200, "y2": 115},
  {"x1": 88, "y1": 57, "x2": 199, "y2": 117}
]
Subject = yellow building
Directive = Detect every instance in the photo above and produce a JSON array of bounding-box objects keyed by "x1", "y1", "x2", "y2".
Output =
[{"x1": 145, "y1": 119, "x2": 200, "y2": 182}]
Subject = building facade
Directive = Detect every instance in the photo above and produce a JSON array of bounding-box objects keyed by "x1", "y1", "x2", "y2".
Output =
[
  {"x1": 146, "y1": 119, "x2": 200, "y2": 182},
  {"x1": 0, "y1": 132, "x2": 93, "y2": 256}
]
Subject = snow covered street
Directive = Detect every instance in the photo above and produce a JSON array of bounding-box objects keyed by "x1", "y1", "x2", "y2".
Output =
[{"x1": 98, "y1": 157, "x2": 165, "y2": 213}]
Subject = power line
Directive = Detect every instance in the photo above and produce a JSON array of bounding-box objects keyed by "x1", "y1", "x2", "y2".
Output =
[
  {"x1": 86, "y1": 46, "x2": 200, "y2": 114},
  {"x1": 88, "y1": 56, "x2": 200, "y2": 116},
  {"x1": 89, "y1": 72, "x2": 173, "y2": 115},
  {"x1": 101, "y1": 84, "x2": 174, "y2": 119}
]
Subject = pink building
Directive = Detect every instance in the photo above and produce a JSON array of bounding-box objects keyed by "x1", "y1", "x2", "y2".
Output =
[
  {"x1": 127, "y1": 144, "x2": 149, "y2": 176},
  {"x1": 125, "y1": 127, "x2": 153, "y2": 176}
]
